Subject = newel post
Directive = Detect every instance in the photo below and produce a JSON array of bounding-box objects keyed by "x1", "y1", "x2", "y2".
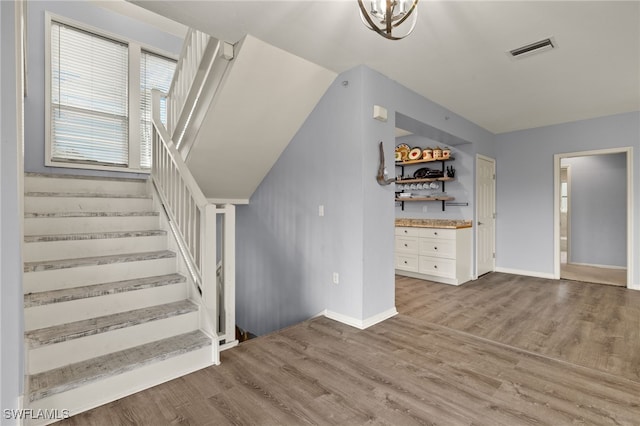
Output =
[{"x1": 202, "y1": 203, "x2": 219, "y2": 364}]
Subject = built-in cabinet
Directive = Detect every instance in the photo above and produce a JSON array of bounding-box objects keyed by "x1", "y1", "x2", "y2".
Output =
[{"x1": 395, "y1": 226, "x2": 472, "y2": 286}]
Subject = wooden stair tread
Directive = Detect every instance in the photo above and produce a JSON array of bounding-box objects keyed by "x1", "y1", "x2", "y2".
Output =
[
  {"x1": 25, "y1": 192, "x2": 151, "y2": 199},
  {"x1": 25, "y1": 230, "x2": 166, "y2": 243},
  {"x1": 25, "y1": 211, "x2": 159, "y2": 218},
  {"x1": 24, "y1": 250, "x2": 176, "y2": 273},
  {"x1": 25, "y1": 300, "x2": 197, "y2": 348},
  {"x1": 24, "y1": 273, "x2": 186, "y2": 307},
  {"x1": 27, "y1": 330, "x2": 211, "y2": 402}
]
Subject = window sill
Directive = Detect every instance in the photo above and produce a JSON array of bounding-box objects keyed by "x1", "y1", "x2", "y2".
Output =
[{"x1": 46, "y1": 159, "x2": 151, "y2": 175}]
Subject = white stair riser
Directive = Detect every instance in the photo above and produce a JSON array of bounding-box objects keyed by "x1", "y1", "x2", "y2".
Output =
[
  {"x1": 26, "y1": 347, "x2": 213, "y2": 426},
  {"x1": 27, "y1": 311, "x2": 199, "y2": 374},
  {"x1": 25, "y1": 177, "x2": 148, "y2": 197},
  {"x1": 24, "y1": 257, "x2": 176, "y2": 293},
  {"x1": 24, "y1": 235, "x2": 167, "y2": 262},
  {"x1": 24, "y1": 283, "x2": 188, "y2": 330},
  {"x1": 25, "y1": 196, "x2": 152, "y2": 213},
  {"x1": 25, "y1": 215, "x2": 159, "y2": 235}
]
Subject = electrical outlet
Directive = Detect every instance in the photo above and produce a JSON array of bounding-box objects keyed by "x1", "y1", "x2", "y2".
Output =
[
  {"x1": 332, "y1": 272, "x2": 339, "y2": 284},
  {"x1": 319, "y1": 205, "x2": 325, "y2": 217}
]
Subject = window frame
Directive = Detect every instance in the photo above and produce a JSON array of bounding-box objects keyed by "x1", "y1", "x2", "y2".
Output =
[{"x1": 45, "y1": 13, "x2": 178, "y2": 173}]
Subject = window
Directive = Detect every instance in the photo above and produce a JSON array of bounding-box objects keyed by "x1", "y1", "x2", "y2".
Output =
[
  {"x1": 47, "y1": 16, "x2": 177, "y2": 172},
  {"x1": 140, "y1": 51, "x2": 176, "y2": 169},
  {"x1": 51, "y1": 21, "x2": 129, "y2": 166}
]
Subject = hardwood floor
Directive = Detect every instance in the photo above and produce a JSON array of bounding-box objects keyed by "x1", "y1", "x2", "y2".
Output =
[
  {"x1": 396, "y1": 273, "x2": 640, "y2": 382},
  {"x1": 561, "y1": 262, "x2": 627, "y2": 287},
  {"x1": 61, "y1": 273, "x2": 640, "y2": 425}
]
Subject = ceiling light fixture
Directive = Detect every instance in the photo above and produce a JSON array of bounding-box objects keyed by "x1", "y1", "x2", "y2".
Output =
[{"x1": 358, "y1": 0, "x2": 419, "y2": 41}]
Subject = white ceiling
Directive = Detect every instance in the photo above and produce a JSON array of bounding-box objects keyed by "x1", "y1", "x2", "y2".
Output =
[{"x1": 130, "y1": 0, "x2": 640, "y2": 134}]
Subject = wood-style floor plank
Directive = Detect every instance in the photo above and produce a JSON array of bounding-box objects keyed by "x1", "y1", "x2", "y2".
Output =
[
  {"x1": 61, "y1": 273, "x2": 640, "y2": 425},
  {"x1": 395, "y1": 272, "x2": 640, "y2": 382}
]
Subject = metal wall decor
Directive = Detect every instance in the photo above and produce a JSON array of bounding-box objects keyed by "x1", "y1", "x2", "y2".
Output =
[{"x1": 358, "y1": 0, "x2": 419, "y2": 40}]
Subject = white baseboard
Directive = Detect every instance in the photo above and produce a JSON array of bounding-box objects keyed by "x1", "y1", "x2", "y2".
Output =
[
  {"x1": 495, "y1": 267, "x2": 555, "y2": 280},
  {"x1": 323, "y1": 307, "x2": 398, "y2": 330}
]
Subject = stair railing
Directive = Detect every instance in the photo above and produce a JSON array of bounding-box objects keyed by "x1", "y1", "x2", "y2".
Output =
[
  {"x1": 151, "y1": 89, "x2": 220, "y2": 362},
  {"x1": 166, "y1": 28, "x2": 234, "y2": 151},
  {"x1": 166, "y1": 28, "x2": 209, "y2": 139}
]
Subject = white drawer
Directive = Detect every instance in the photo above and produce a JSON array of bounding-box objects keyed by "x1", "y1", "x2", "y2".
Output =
[
  {"x1": 395, "y1": 236, "x2": 419, "y2": 253},
  {"x1": 419, "y1": 256, "x2": 456, "y2": 278},
  {"x1": 396, "y1": 253, "x2": 419, "y2": 272},
  {"x1": 395, "y1": 227, "x2": 421, "y2": 237},
  {"x1": 419, "y1": 228, "x2": 456, "y2": 240},
  {"x1": 419, "y1": 237, "x2": 456, "y2": 258}
]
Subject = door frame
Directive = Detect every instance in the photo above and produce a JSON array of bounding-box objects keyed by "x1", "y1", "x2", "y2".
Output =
[
  {"x1": 560, "y1": 164, "x2": 571, "y2": 264},
  {"x1": 553, "y1": 147, "x2": 634, "y2": 288},
  {"x1": 475, "y1": 154, "x2": 496, "y2": 279}
]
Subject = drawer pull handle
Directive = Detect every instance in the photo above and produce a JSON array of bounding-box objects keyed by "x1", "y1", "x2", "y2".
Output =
[
  {"x1": 434, "y1": 232, "x2": 438, "y2": 235},
  {"x1": 434, "y1": 246, "x2": 438, "y2": 250},
  {"x1": 404, "y1": 261, "x2": 408, "y2": 264},
  {"x1": 404, "y1": 243, "x2": 408, "y2": 247},
  {"x1": 404, "y1": 230, "x2": 408, "y2": 234},
  {"x1": 434, "y1": 265, "x2": 438, "y2": 269}
]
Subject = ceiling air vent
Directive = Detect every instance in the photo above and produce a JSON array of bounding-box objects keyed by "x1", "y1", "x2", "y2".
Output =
[{"x1": 508, "y1": 37, "x2": 557, "y2": 59}]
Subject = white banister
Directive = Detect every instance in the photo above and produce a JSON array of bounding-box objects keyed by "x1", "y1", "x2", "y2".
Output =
[
  {"x1": 167, "y1": 29, "x2": 211, "y2": 137},
  {"x1": 166, "y1": 28, "x2": 234, "y2": 155},
  {"x1": 151, "y1": 89, "x2": 237, "y2": 355},
  {"x1": 151, "y1": 89, "x2": 232, "y2": 361},
  {"x1": 217, "y1": 204, "x2": 236, "y2": 349}
]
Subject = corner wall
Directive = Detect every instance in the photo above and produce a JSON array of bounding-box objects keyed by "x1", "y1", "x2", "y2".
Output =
[
  {"x1": 494, "y1": 111, "x2": 639, "y2": 287},
  {"x1": 236, "y1": 65, "x2": 497, "y2": 335},
  {"x1": 235, "y1": 67, "x2": 364, "y2": 335}
]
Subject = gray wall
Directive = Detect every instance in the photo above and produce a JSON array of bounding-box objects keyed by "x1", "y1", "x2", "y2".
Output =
[
  {"x1": 563, "y1": 154, "x2": 627, "y2": 267},
  {"x1": 495, "y1": 111, "x2": 639, "y2": 287},
  {"x1": 236, "y1": 65, "x2": 496, "y2": 335},
  {"x1": 24, "y1": 1, "x2": 183, "y2": 178},
  {"x1": 236, "y1": 67, "x2": 364, "y2": 335},
  {"x1": 1, "y1": 0, "x2": 24, "y2": 420}
]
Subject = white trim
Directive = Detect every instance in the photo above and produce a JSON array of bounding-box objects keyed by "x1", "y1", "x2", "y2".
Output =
[
  {"x1": 566, "y1": 262, "x2": 627, "y2": 270},
  {"x1": 560, "y1": 164, "x2": 572, "y2": 263},
  {"x1": 207, "y1": 198, "x2": 250, "y2": 205},
  {"x1": 475, "y1": 154, "x2": 496, "y2": 279},
  {"x1": 323, "y1": 307, "x2": 398, "y2": 330},
  {"x1": 495, "y1": 267, "x2": 555, "y2": 280},
  {"x1": 128, "y1": 42, "x2": 142, "y2": 171},
  {"x1": 17, "y1": 395, "x2": 25, "y2": 426},
  {"x1": 44, "y1": 12, "x2": 177, "y2": 174},
  {"x1": 553, "y1": 147, "x2": 634, "y2": 290}
]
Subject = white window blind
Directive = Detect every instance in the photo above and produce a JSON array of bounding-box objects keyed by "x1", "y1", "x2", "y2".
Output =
[
  {"x1": 51, "y1": 21, "x2": 129, "y2": 166},
  {"x1": 140, "y1": 51, "x2": 176, "y2": 169}
]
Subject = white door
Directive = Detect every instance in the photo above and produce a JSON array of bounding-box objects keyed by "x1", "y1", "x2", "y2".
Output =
[{"x1": 476, "y1": 155, "x2": 496, "y2": 276}]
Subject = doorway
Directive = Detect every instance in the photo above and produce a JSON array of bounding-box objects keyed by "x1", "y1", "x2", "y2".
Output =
[{"x1": 554, "y1": 149, "x2": 633, "y2": 287}]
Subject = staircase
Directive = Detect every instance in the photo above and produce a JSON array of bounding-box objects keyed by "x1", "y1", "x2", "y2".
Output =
[{"x1": 22, "y1": 172, "x2": 216, "y2": 423}]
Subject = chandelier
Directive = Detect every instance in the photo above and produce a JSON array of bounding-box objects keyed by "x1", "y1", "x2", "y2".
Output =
[{"x1": 358, "y1": 0, "x2": 419, "y2": 40}]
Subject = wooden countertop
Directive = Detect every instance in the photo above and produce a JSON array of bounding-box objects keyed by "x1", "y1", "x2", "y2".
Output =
[{"x1": 395, "y1": 219, "x2": 473, "y2": 229}]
